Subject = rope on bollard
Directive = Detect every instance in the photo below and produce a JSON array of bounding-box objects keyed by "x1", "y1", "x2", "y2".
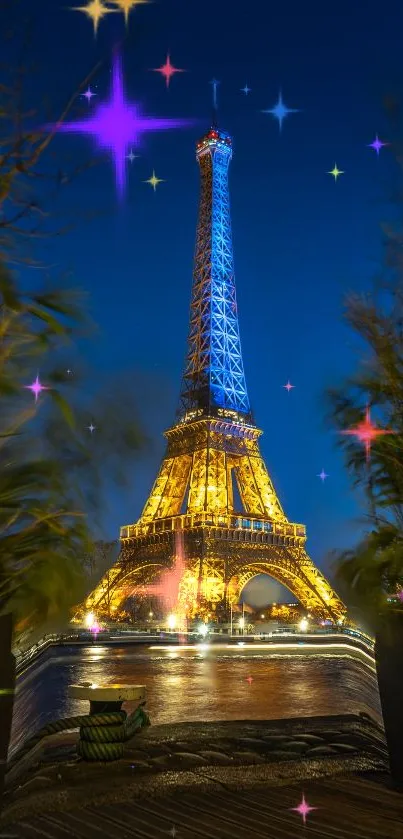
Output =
[{"x1": 7, "y1": 704, "x2": 150, "y2": 770}]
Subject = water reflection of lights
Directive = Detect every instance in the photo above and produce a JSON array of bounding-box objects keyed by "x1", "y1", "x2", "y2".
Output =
[{"x1": 148, "y1": 642, "x2": 375, "y2": 671}]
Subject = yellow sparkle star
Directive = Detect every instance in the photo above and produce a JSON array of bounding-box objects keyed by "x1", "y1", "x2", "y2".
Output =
[
  {"x1": 73, "y1": 0, "x2": 116, "y2": 36},
  {"x1": 328, "y1": 163, "x2": 344, "y2": 181},
  {"x1": 109, "y1": 0, "x2": 150, "y2": 26},
  {"x1": 144, "y1": 170, "x2": 165, "y2": 192}
]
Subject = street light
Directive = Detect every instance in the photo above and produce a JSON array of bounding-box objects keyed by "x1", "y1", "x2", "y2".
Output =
[{"x1": 299, "y1": 618, "x2": 309, "y2": 633}]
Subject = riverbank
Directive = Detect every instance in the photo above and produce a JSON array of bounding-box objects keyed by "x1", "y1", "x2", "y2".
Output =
[
  {"x1": 15, "y1": 628, "x2": 374, "y2": 677},
  {"x1": 2, "y1": 713, "x2": 398, "y2": 838}
]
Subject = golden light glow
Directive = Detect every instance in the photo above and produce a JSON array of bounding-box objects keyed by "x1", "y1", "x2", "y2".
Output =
[
  {"x1": 110, "y1": 0, "x2": 150, "y2": 26},
  {"x1": 84, "y1": 611, "x2": 95, "y2": 629},
  {"x1": 167, "y1": 614, "x2": 177, "y2": 630},
  {"x1": 73, "y1": 0, "x2": 116, "y2": 36}
]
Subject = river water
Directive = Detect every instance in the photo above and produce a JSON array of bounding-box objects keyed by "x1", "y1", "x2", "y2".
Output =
[{"x1": 11, "y1": 642, "x2": 382, "y2": 754}]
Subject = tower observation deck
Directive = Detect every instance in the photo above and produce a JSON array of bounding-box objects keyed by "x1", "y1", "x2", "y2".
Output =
[{"x1": 84, "y1": 120, "x2": 346, "y2": 624}]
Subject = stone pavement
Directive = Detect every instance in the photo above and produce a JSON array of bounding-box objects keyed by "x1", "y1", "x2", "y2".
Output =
[{"x1": 2, "y1": 713, "x2": 400, "y2": 838}]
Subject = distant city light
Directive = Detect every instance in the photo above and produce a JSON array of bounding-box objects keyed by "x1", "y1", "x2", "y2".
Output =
[
  {"x1": 299, "y1": 618, "x2": 309, "y2": 632},
  {"x1": 198, "y1": 623, "x2": 209, "y2": 637}
]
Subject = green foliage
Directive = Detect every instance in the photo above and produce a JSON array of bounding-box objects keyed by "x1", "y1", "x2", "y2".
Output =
[
  {"x1": 326, "y1": 286, "x2": 403, "y2": 629},
  {"x1": 0, "y1": 266, "x2": 145, "y2": 637}
]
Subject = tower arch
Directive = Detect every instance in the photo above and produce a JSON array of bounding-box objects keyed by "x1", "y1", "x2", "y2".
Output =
[{"x1": 227, "y1": 556, "x2": 342, "y2": 620}]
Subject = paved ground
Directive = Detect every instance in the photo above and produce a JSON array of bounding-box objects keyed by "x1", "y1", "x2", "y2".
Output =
[
  {"x1": 2, "y1": 714, "x2": 400, "y2": 838},
  {"x1": 3, "y1": 773, "x2": 403, "y2": 838}
]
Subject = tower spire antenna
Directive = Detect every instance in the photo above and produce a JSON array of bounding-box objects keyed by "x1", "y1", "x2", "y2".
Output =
[{"x1": 210, "y1": 78, "x2": 220, "y2": 129}]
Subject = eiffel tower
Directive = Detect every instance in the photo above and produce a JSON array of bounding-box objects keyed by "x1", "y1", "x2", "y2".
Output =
[{"x1": 86, "y1": 115, "x2": 346, "y2": 623}]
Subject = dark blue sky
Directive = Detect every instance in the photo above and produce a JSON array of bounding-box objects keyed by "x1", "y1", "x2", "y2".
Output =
[{"x1": 7, "y1": 0, "x2": 403, "y2": 601}]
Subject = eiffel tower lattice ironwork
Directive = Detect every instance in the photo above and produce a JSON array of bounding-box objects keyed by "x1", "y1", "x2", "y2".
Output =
[{"x1": 86, "y1": 123, "x2": 346, "y2": 623}]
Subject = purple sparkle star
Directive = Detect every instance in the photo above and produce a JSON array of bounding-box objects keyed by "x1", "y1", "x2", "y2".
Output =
[
  {"x1": 82, "y1": 86, "x2": 96, "y2": 103},
  {"x1": 51, "y1": 53, "x2": 191, "y2": 196},
  {"x1": 368, "y1": 134, "x2": 389, "y2": 156},
  {"x1": 317, "y1": 469, "x2": 328, "y2": 482},
  {"x1": 24, "y1": 374, "x2": 49, "y2": 402},
  {"x1": 291, "y1": 793, "x2": 317, "y2": 825}
]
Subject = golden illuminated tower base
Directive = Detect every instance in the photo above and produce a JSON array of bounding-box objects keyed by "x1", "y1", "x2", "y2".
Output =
[{"x1": 85, "y1": 416, "x2": 346, "y2": 622}]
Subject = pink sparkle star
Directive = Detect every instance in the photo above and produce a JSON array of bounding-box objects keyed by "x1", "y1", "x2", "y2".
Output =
[
  {"x1": 152, "y1": 53, "x2": 185, "y2": 89},
  {"x1": 368, "y1": 134, "x2": 389, "y2": 155},
  {"x1": 24, "y1": 374, "x2": 49, "y2": 402},
  {"x1": 341, "y1": 406, "x2": 394, "y2": 461},
  {"x1": 283, "y1": 381, "x2": 295, "y2": 392},
  {"x1": 291, "y1": 793, "x2": 317, "y2": 825},
  {"x1": 52, "y1": 52, "x2": 191, "y2": 196},
  {"x1": 317, "y1": 469, "x2": 328, "y2": 482},
  {"x1": 246, "y1": 676, "x2": 253, "y2": 685}
]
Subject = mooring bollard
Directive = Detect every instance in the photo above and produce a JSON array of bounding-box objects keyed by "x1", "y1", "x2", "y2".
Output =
[{"x1": 68, "y1": 683, "x2": 149, "y2": 761}]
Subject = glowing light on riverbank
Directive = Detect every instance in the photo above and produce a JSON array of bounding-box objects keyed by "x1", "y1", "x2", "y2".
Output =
[
  {"x1": 84, "y1": 612, "x2": 95, "y2": 628},
  {"x1": 167, "y1": 614, "x2": 177, "y2": 630}
]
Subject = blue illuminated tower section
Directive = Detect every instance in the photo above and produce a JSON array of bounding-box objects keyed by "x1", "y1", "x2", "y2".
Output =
[{"x1": 179, "y1": 126, "x2": 252, "y2": 423}]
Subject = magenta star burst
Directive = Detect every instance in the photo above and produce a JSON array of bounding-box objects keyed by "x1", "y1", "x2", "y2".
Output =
[
  {"x1": 52, "y1": 52, "x2": 191, "y2": 196},
  {"x1": 291, "y1": 793, "x2": 317, "y2": 825},
  {"x1": 24, "y1": 374, "x2": 49, "y2": 402}
]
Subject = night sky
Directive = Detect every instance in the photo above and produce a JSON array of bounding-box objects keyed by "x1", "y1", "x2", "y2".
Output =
[{"x1": 5, "y1": 0, "x2": 403, "y2": 604}]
